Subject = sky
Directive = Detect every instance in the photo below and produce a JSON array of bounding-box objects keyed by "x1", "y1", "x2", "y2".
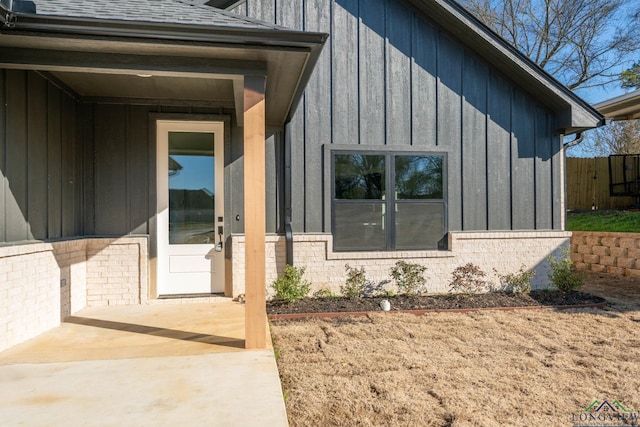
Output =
[
  {"x1": 169, "y1": 155, "x2": 215, "y2": 193},
  {"x1": 565, "y1": 2, "x2": 638, "y2": 158},
  {"x1": 568, "y1": 79, "x2": 635, "y2": 157}
]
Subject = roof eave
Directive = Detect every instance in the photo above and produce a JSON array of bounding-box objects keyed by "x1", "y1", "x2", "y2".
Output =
[
  {"x1": 594, "y1": 89, "x2": 640, "y2": 121},
  {"x1": 0, "y1": 7, "x2": 328, "y2": 49}
]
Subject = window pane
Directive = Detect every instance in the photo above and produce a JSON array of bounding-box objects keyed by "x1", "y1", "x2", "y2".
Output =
[
  {"x1": 395, "y1": 202, "x2": 445, "y2": 249},
  {"x1": 334, "y1": 203, "x2": 386, "y2": 250},
  {"x1": 395, "y1": 155, "x2": 443, "y2": 199},
  {"x1": 168, "y1": 132, "x2": 215, "y2": 244},
  {"x1": 335, "y1": 154, "x2": 385, "y2": 199}
]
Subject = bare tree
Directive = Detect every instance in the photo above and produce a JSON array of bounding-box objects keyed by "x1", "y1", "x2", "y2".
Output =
[
  {"x1": 461, "y1": 0, "x2": 639, "y2": 90},
  {"x1": 591, "y1": 120, "x2": 640, "y2": 156}
]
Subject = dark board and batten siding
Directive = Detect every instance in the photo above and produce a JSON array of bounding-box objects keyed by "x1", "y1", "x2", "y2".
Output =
[
  {"x1": 83, "y1": 103, "x2": 287, "y2": 238},
  {"x1": 238, "y1": 0, "x2": 563, "y2": 233},
  {"x1": 0, "y1": 70, "x2": 80, "y2": 244},
  {"x1": 0, "y1": 73, "x2": 285, "y2": 242},
  {"x1": 84, "y1": 104, "x2": 252, "y2": 237}
]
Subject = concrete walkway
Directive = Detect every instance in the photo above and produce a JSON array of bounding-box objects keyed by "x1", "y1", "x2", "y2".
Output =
[{"x1": 0, "y1": 302, "x2": 288, "y2": 427}]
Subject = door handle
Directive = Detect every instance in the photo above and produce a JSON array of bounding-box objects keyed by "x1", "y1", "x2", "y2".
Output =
[{"x1": 215, "y1": 225, "x2": 224, "y2": 252}]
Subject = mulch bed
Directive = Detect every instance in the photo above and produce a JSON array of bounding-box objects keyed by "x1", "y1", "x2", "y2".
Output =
[{"x1": 267, "y1": 290, "x2": 607, "y2": 316}]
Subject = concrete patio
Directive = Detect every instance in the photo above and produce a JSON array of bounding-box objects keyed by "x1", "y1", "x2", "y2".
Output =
[{"x1": 0, "y1": 301, "x2": 288, "y2": 427}]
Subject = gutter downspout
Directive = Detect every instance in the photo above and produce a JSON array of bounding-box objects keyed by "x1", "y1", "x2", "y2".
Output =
[
  {"x1": 284, "y1": 122, "x2": 293, "y2": 266},
  {"x1": 563, "y1": 132, "x2": 584, "y2": 149},
  {"x1": 563, "y1": 119, "x2": 610, "y2": 149}
]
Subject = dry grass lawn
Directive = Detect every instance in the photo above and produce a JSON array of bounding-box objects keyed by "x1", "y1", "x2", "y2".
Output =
[{"x1": 270, "y1": 272, "x2": 640, "y2": 426}]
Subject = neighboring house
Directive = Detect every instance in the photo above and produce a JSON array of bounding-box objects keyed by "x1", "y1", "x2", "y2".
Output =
[
  {"x1": 594, "y1": 89, "x2": 640, "y2": 121},
  {"x1": 0, "y1": 0, "x2": 602, "y2": 351}
]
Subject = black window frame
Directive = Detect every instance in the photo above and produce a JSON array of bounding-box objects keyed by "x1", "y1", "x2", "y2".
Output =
[{"x1": 330, "y1": 150, "x2": 448, "y2": 252}]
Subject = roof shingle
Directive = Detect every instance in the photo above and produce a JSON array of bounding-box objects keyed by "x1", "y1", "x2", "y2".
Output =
[{"x1": 29, "y1": 0, "x2": 285, "y2": 30}]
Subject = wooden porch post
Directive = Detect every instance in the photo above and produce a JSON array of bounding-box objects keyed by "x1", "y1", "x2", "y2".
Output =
[{"x1": 243, "y1": 76, "x2": 267, "y2": 349}]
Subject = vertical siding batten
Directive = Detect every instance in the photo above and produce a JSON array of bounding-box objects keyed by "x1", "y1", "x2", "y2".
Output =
[
  {"x1": 459, "y1": 50, "x2": 464, "y2": 230},
  {"x1": 551, "y1": 121, "x2": 562, "y2": 230},
  {"x1": 61, "y1": 94, "x2": 76, "y2": 237},
  {"x1": 331, "y1": 0, "x2": 359, "y2": 146},
  {"x1": 128, "y1": 105, "x2": 150, "y2": 235},
  {"x1": 125, "y1": 105, "x2": 132, "y2": 235},
  {"x1": 358, "y1": 0, "x2": 386, "y2": 146},
  {"x1": 411, "y1": 15, "x2": 437, "y2": 148},
  {"x1": 511, "y1": 89, "x2": 536, "y2": 230},
  {"x1": 94, "y1": 104, "x2": 127, "y2": 235},
  {"x1": 385, "y1": 0, "x2": 412, "y2": 147},
  {"x1": 436, "y1": 33, "x2": 462, "y2": 231},
  {"x1": 273, "y1": 0, "x2": 305, "y2": 233},
  {"x1": 5, "y1": 70, "x2": 29, "y2": 242},
  {"x1": 265, "y1": 132, "x2": 278, "y2": 233},
  {"x1": 487, "y1": 73, "x2": 511, "y2": 230},
  {"x1": 534, "y1": 107, "x2": 554, "y2": 229},
  {"x1": 303, "y1": 0, "x2": 332, "y2": 232},
  {"x1": 27, "y1": 72, "x2": 49, "y2": 240},
  {"x1": 484, "y1": 66, "x2": 490, "y2": 230},
  {"x1": 0, "y1": 70, "x2": 5, "y2": 242},
  {"x1": 47, "y1": 82, "x2": 62, "y2": 239},
  {"x1": 461, "y1": 52, "x2": 488, "y2": 231},
  {"x1": 82, "y1": 103, "x2": 95, "y2": 235}
]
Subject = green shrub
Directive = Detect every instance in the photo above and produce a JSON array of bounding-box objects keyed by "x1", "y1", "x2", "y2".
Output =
[
  {"x1": 449, "y1": 263, "x2": 487, "y2": 294},
  {"x1": 547, "y1": 248, "x2": 583, "y2": 292},
  {"x1": 390, "y1": 261, "x2": 427, "y2": 295},
  {"x1": 495, "y1": 265, "x2": 535, "y2": 294},
  {"x1": 341, "y1": 264, "x2": 368, "y2": 298},
  {"x1": 313, "y1": 287, "x2": 338, "y2": 299},
  {"x1": 271, "y1": 264, "x2": 311, "y2": 302}
]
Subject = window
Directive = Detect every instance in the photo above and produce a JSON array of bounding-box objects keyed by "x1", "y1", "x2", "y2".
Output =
[{"x1": 332, "y1": 152, "x2": 446, "y2": 251}]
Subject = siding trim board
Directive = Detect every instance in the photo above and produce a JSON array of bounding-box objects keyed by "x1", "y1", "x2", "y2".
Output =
[{"x1": 0, "y1": 69, "x2": 5, "y2": 243}]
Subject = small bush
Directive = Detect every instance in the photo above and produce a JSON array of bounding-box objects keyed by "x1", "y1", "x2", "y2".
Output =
[
  {"x1": 341, "y1": 264, "x2": 368, "y2": 298},
  {"x1": 495, "y1": 265, "x2": 535, "y2": 294},
  {"x1": 547, "y1": 249, "x2": 583, "y2": 292},
  {"x1": 449, "y1": 263, "x2": 487, "y2": 294},
  {"x1": 271, "y1": 265, "x2": 311, "y2": 302},
  {"x1": 313, "y1": 287, "x2": 338, "y2": 299},
  {"x1": 390, "y1": 261, "x2": 427, "y2": 295}
]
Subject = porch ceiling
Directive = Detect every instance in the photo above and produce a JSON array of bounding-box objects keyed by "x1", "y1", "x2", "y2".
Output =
[
  {"x1": 0, "y1": 34, "x2": 312, "y2": 125},
  {"x1": 50, "y1": 71, "x2": 236, "y2": 105}
]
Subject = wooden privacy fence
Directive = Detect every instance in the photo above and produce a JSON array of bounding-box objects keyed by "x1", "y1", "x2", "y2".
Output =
[{"x1": 566, "y1": 157, "x2": 637, "y2": 210}]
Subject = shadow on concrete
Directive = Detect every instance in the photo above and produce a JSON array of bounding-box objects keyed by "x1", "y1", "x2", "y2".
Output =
[{"x1": 65, "y1": 316, "x2": 245, "y2": 349}]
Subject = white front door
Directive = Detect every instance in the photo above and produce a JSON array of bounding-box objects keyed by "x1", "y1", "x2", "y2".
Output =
[{"x1": 156, "y1": 121, "x2": 225, "y2": 295}]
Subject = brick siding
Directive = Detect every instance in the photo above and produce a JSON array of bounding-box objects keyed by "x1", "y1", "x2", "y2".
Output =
[
  {"x1": 0, "y1": 237, "x2": 148, "y2": 352},
  {"x1": 230, "y1": 231, "x2": 571, "y2": 297}
]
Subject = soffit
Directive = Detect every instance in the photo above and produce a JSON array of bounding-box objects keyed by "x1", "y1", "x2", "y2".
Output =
[{"x1": 594, "y1": 90, "x2": 640, "y2": 121}]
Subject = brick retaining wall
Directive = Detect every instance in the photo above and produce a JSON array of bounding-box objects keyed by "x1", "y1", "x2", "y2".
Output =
[{"x1": 571, "y1": 231, "x2": 640, "y2": 278}]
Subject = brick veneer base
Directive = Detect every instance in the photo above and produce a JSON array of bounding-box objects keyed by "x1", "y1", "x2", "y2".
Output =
[
  {"x1": 571, "y1": 231, "x2": 640, "y2": 277},
  {"x1": 0, "y1": 237, "x2": 148, "y2": 352},
  {"x1": 230, "y1": 231, "x2": 572, "y2": 297}
]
